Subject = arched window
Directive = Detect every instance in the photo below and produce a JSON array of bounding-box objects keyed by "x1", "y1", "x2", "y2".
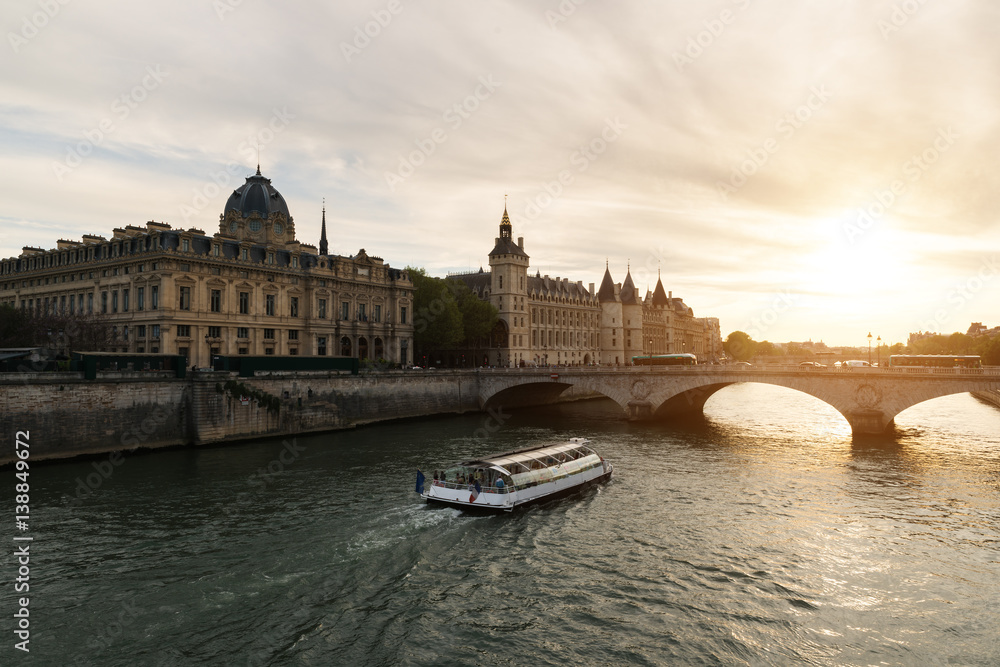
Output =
[{"x1": 340, "y1": 336, "x2": 352, "y2": 357}]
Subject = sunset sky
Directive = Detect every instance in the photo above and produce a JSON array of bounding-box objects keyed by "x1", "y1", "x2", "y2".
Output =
[{"x1": 2, "y1": 0, "x2": 998, "y2": 346}]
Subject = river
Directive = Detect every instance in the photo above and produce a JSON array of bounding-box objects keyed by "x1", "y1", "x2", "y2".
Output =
[{"x1": 9, "y1": 384, "x2": 1000, "y2": 665}]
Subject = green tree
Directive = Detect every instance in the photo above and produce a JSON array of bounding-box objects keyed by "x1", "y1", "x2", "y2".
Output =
[
  {"x1": 447, "y1": 279, "x2": 498, "y2": 345},
  {"x1": 724, "y1": 331, "x2": 757, "y2": 361},
  {"x1": 756, "y1": 341, "x2": 779, "y2": 356},
  {"x1": 408, "y1": 268, "x2": 463, "y2": 362}
]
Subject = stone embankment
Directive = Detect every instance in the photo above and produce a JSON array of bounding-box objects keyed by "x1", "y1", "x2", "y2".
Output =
[
  {"x1": 0, "y1": 369, "x2": 598, "y2": 464},
  {"x1": 972, "y1": 389, "x2": 1000, "y2": 409}
]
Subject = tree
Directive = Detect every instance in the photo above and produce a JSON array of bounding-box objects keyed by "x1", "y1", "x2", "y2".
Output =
[
  {"x1": 447, "y1": 279, "x2": 498, "y2": 345},
  {"x1": 408, "y1": 268, "x2": 463, "y2": 362},
  {"x1": 724, "y1": 331, "x2": 757, "y2": 361},
  {"x1": 756, "y1": 341, "x2": 779, "y2": 356}
]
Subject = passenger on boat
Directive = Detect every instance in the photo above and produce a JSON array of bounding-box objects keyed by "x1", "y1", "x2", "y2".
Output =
[{"x1": 496, "y1": 477, "x2": 505, "y2": 491}]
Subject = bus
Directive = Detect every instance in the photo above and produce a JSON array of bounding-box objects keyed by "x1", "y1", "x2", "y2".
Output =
[
  {"x1": 632, "y1": 353, "x2": 698, "y2": 366},
  {"x1": 888, "y1": 355, "x2": 981, "y2": 369}
]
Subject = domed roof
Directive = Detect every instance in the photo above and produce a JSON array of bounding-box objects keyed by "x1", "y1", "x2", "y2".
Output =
[{"x1": 224, "y1": 166, "x2": 290, "y2": 218}]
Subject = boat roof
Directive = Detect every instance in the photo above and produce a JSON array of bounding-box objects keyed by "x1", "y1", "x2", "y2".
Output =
[{"x1": 460, "y1": 438, "x2": 595, "y2": 470}]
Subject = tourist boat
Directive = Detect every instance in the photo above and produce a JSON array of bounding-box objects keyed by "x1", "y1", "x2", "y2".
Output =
[{"x1": 415, "y1": 437, "x2": 613, "y2": 512}]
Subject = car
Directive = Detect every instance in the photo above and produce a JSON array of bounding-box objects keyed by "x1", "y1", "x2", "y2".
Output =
[
  {"x1": 732, "y1": 361, "x2": 752, "y2": 368},
  {"x1": 799, "y1": 361, "x2": 826, "y2": 368},
  {"x1": 843, "y1": 360, "x2": 871, "y2": 368}
]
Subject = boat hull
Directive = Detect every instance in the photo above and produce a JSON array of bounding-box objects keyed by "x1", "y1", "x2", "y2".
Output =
[{"x1": 422, "y1": 464, "x2": 613, "y2": 513}]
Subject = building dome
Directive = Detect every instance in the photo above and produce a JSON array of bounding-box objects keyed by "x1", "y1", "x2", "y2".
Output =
[{"x1": 224, "y1": 167, "x2": 290, "y2": 218}]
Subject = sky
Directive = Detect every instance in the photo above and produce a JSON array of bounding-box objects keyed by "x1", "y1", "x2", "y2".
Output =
[{"x1": 2, "y1": 0, "x2": 998, "y2": 347}]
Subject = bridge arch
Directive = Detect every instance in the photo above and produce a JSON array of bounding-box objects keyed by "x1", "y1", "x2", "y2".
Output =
[{"x1": 475, "y1": 368, "x2": 1000, "y2": 435}]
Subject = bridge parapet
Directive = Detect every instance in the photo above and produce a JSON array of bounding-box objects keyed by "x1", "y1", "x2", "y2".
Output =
[{"x1": 474, "y1": 365, "x2": 1000, "y2": 435}]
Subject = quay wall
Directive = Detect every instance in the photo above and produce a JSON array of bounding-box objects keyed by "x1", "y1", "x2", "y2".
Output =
[
  {"x1": 1, "y1": 370, "x2": 594, "y2": 465},
  {"x1": 972, "y1": 389, "x2": 1000, "y2": 409}
]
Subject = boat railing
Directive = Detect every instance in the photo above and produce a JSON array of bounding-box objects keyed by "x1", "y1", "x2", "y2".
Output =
[{"x1": 430, "y1": 479, "x2": 512, "y2": 494}]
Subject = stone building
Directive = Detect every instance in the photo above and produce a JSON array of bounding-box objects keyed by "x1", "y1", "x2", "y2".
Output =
[
  {"x1": 450, "y1": 206, "x2": 723, "y2": 366},
  {"x1": 0, "y1": 168, "x2": 415, "y2": 367}
]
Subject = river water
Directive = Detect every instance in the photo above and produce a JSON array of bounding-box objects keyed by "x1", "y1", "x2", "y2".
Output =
[{"x1": 10, "y1": 385, "x2": 1000, "y2": 665}]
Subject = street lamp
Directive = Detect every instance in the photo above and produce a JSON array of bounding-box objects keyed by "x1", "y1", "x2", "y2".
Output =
[
  {"x1": 867, "y1": 332, "x2": 872, "y2": 365},
  {"x1": 648, "y1": 338, "x2": 653, "y2": 371},
  {"x1": 876, "y1": 335, "x2": 881, "y2": 367}
]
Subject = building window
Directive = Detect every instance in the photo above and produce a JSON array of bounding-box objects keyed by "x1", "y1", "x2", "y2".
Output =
[
  {"x1": 179, "y1": 263, "x2": 190, "y2": 272},
  {"x1": 137, "y1": 325, "x2": 146, "y2": 338},
  {"x1": 213, "y1": 245, "x2": 220, "y2": 257},
  {"x1": 266, "y1": 294, "x2": 275, "y2": 316},
  {"x1": 137, "y1": 287, "x2": 144, "y2": 311},
  {"x1": 291, "y1": 256, "x2": 298, "y2": 268},
  {"x1": 122, "y1": 288, "x2": 129, "y2": 312},
  {"x1": 239, "y1": 292, "x2": 249, "y2": 314},
  {"x1": 290, "y1": 296, "x2": 299, "y2": 317},
  {"x1": 240, "y1": 248, "x2": 248, "y2": 261},
  {"x1": 101, "y1": 291, "x2": 108, "y2": 313},
  {"x1": 208, "y1": 326, "x2": 221, "y2": 338},
  {"x1": 499, "y1": 275, "x2": 503, "y2": 289},
  {"x1": 152, "y1": 325, "x2": 160, "y2": 340},
  {"x1": 341, "y1": 336, "x2": 352, "y2": 356},
  {"x1": 238, "y1": 347, "x2": 248, "y2": 355},
  {"x1": 151, "y1": 285, "x2": 159, "y2": 310},
  {"x1": 177, "y1": 325, "x2": 190, "y2": 337},
  {"x1": 179, "y1": 286, "x2": 191, "y2": 310},
  {"x1": 289, "y1": 348, "x2": 298, "y2": 356},
  {"x1": 318, "y1": 336, "x2": 327, "y2": 356},
  {"x1": 237, "y1": 327, "x2": 249, "y2": 339},
  {"x1": 267, "y1": 252, "x2": 274, "y2": 265},
  {"x1": 111, "y1": 291, "x2": 119, "y2": 313},
  {"x1": 400, "y1": 306, "x2": 407, "y2": 324},
  {"x1": 177, "y1": 346, "x2": 187, "y2": 358},
  {"x1": 318, "y1": 298, "x2": 327, "y2": 319},
  {"x1": 358, "y1": 303, "x2": 366, "y2": 321},
  {"x1": 210, "y1": 289, "x2": 221, "y2": 313},
  {"x1": 265, "y1": 348, "x2": 274, "y2": 355},
  {"x1": 288, "y1": 330, "x2": 298, "y2": 341},
  {"x1": 151, "y1": 346, "x2": 159, "y2": 353},
  {"x1": 373, "y1": 304, "x2": 381, "y2": 322},
  {"x1": 264, "y1": 329, "x2": 275, "y2": 340},
  {"x1": 88, "y1": 293, "x2": 93, "y2": 313},
  {"x1": 341, "y1": 302, "x2": 349, "y2": 320},
  {"x1": 182, "y1": 239, "x2": 190, "y2": 252}
]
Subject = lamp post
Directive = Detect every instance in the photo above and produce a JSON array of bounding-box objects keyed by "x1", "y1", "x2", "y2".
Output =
[
  {"x1": 649, "y1": 338, "x2": 653, "y2": 371},
  {"x1": 876, "y1": 335, "x2": 881, "y2": 367},
  {"x1": 867, "y1": 332, "x2": 872, "y2": 365}
]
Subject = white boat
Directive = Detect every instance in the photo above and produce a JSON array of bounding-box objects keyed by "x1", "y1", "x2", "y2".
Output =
[{"x1": 416, "y1": 437, "x2": 613, "y2": 512}]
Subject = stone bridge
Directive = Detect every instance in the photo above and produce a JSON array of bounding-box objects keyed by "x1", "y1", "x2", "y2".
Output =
[{"x1": 475, "y1": 366, "x2": 1000, "y2": 435}]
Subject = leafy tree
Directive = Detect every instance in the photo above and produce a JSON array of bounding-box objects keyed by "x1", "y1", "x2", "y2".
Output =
[
  {"x1": 408, "y1": 267, "x2": 463, "y2": 361},
  {"x1": 447, "y1": 279, "x2": 498, "y2": 345},
  {"x1": 756, "y1": 341, "x2": 779, "y2": 356},
  {"x1": 0, "y1": 305, "x2": 115, "y2": 354},
  {"x1": 724, "y1": 331, "x2": 757, "y2": 361}
]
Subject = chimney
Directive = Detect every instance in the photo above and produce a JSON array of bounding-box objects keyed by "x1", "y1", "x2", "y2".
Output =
[
  {"x1": 589, "y1": 282, "x2": 595, "y2": 295},
  {"x1": 517, "y1": 236, "x2": 523, "y2": 248},
  {"x1": 669, "y1": 290, "x2": 672, "y2": 298}
]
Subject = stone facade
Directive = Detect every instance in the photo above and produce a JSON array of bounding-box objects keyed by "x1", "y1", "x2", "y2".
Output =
[
  {"x1": 451, "y1": 207, "x2": 724, "y2": 366},
  {"x1": 0, "y1": 169, "x2": 415, "y2": 368}
]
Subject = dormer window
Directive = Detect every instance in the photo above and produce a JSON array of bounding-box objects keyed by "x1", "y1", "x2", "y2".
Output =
[{"x1": 182, "y1": 239, "x2": 190, "y2": 252}]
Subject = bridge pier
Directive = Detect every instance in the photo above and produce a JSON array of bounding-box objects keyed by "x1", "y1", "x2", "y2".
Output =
[
  {"x1": 626, "y1": 401, "x2": 653, "y2": 420},
  {"x1": 845, "y1": 409, "x2": 892, "y2": 436}
]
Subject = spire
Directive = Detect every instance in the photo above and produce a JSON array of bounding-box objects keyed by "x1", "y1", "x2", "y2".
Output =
[
  {"x1": 499, "y1": 203, "x2": 512, "y2": 239},
  {"x1": 621, "y1": 267, "x2": 640, "y2": 305},
  {"x1": 319, "y1": 199, "x2": 328, "y2": 256},
  {"x1": 651, "y1": 269, "x2": 669, "y2": 307},
  {"x1": 597, "y1": 265, "x2": 618, "y2": 303}
]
